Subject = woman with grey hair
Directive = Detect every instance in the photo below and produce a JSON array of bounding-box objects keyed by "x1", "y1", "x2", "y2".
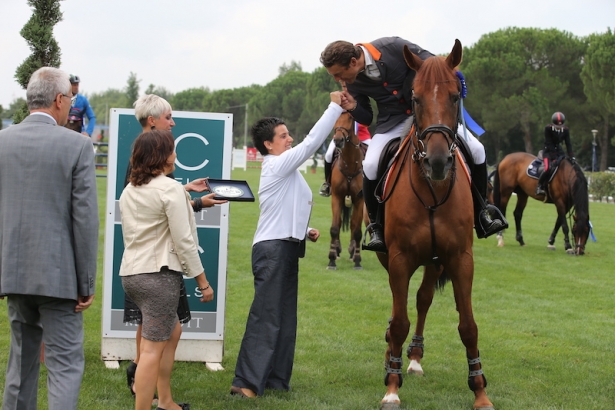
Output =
[{"x1": 123, "y1": 94, "x2": 226, "y2": 401}]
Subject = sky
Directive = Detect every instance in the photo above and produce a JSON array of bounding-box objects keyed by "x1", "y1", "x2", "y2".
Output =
[{"x1": 0, "y1": 0, "x2": 613, "y2": 109}]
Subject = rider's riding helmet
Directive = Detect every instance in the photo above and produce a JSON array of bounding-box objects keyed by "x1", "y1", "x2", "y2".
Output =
[
  {"x1": 69, "y1": 74, "x2": 80, "y2": 84},
  {"x1": 551, "y1": 112, "x2": 565, "y2": 126}
]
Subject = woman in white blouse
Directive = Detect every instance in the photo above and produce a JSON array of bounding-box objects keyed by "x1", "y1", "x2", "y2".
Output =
[
  {"x1": 120, "y1": 130, "x2": 213, "y2": 410},
  {"x1": 231, "y1": 92, "x2": 343, "y2": 398}
]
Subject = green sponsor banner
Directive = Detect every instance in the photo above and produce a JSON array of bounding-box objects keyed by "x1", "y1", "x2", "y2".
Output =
[{"x1": 103, "y1": 109, "x2": 233, "y2": 340}]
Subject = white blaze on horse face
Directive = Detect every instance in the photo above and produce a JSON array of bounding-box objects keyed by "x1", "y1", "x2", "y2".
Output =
[{"x1": 430, "y1": 84, "x2": 443, "y2": 124}]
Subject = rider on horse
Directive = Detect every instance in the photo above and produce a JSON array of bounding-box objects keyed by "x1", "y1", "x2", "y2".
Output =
[
  {"x1": 319, "y1": 122, "x2": 371, "y2": 197},
  {"x1": 536, "y1": 112, "x2": 574, "y2": 196},
  {"x1": 67, "y1": 74, "x2": 96, "y2": 137},
  {"x1": 320, "y1": 37, "x2": 506, "y2": 253}
]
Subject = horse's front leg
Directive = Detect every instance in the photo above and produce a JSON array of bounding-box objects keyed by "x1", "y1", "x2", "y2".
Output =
[
  {"x1": 350, "y1": 198, "x2": 364, "y2": 269},
  {"x1": 328, "y1": 200, "x2": 342, "y2": 270},
  {"x1": 381, "y1": 253, "x2": 414, "y2": 410},
  {"x1": 560, "y1": 216, "x2": 574, "y2": 254},
  {"x1": 513, "y1": 193, "x2": 528, "y2": 246},
  {"x1": 406, "y1": 265, "x2": 439, "y2": 376},
  {"x1": 450, "y1": 254, "x2": 493, "y2": 410}
]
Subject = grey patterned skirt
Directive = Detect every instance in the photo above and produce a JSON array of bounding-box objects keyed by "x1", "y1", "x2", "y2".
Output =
[
  {"x1": 122, "y1": 269, "x2": 185, "y2": 341},
  {"x1": 123, "y1": 276, "x2": 191, "y2": 325}
]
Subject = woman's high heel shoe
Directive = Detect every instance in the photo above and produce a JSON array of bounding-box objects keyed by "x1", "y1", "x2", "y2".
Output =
[{"x1": 126, "y1": 361, "x2": 137, "y2": 397}]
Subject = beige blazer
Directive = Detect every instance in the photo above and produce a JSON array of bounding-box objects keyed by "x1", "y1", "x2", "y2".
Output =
[{"x1": 119, "y1": 174, "x2": 204, "y2": 278}]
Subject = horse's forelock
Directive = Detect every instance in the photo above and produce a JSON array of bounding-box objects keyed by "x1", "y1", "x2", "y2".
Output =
[{"x1": 412, "y1": 56, "x2": 458, "y2": 94}]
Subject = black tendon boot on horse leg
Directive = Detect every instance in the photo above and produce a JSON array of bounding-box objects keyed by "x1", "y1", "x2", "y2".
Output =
[
  {"x1": 319, "y1": 160, "x2": 332, "y2": 197},
  {"x1": 362, "y1": 176, "x2": 387, "y2": 253},
  {"x1": 473, "y1": 162, "x2": 507, "y2": 239}
]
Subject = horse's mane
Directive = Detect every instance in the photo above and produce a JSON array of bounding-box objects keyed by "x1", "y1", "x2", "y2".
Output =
[{"x1": 412, "y1": 56, "x2": 458, "y2": 92}]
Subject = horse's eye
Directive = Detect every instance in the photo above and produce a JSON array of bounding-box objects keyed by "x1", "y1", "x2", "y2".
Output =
[
  {"x1": 452, "y1": 94, "x2": 460, "y2": 104},
  {"x1": 412, "y1": 97, "x2": 420, "y2": 105}
]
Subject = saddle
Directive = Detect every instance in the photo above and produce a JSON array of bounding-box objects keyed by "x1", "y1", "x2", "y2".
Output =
[
  {"x1": 527, "y1": 156, "x2": 562, "y2": 181},
  {"x1": 526, "y1": 158, "x2": 544, "y2": 179}
]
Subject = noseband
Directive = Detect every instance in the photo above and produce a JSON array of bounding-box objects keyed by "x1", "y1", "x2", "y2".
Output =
[{"x1": 333, "y1": 125, "x2": 361, "y2": 150}]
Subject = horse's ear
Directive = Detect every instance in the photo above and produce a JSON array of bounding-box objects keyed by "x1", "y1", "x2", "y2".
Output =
[
  {"x1": 445, "y1": 39, "x2": 463, "y2": 69},
  {"x1": 403, "y1": 44, "x2": 423, "y2": 71}
]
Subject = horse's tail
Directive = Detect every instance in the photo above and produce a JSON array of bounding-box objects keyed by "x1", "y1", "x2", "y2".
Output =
[
  {"x1": 493, "y1": 164, "x2": 502, "y2": 210},
  {"x1": 342, "y1": 204, "x2": 350, "y2": 231},
  {"x1": 435, "y1": 270, "x2": 450, "y2": 291}
]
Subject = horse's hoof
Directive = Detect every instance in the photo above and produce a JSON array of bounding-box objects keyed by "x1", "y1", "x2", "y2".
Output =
[
  {"x1": 380, "y1": 403, "x2": 401, "y2": 410},
  {"x1": 326, "y1": 266, "x2": 337, "y2": 270},
  {"x1": 547, "y1": 245, "x2": 556, "y2": 251},
  {"x1": 407, "y1": 360, "x2": 424, "y2": 376},
  {"x1": 353, "y1": 266, "x2": 363, "y2": 270},
  {"x1": 380, "y1": 393, "x2": 401, "y2": 410},
  {"x1": 566, "y1": 248, "x2": 575, "y2": 255},
  {"x1": 473, "y1": 406, "x2": 495, "y2": 410}
]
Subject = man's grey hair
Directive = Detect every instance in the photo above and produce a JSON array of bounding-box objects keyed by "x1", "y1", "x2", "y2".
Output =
[
  {"x1": 26, "y1": 67, "x2": 71, "y2": 110},
  {"x1": 134, "y1": 94, "x2": 172, "y2": 127}
]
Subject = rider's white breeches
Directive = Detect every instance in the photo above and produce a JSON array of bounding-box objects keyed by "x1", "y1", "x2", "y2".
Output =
[{"x1": 363, "y1": 122, "x2": 486, "y2": 180}]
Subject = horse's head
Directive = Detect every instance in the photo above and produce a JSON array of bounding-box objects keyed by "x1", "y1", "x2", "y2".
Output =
[
  {"x1": 332, "y1": 112, "x2": 357, "y2": 150},
  {"x1": 571, "y1": 214, "x2": 589, "y2": 256},
  {"x1": 569, "y1": 160, "x2": 590, "y2": 255},
  {"x1": 403, "y1": 40, "x2": 463, "y2": 181}
]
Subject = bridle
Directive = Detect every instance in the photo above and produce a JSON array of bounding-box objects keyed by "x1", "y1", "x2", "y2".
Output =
[
  {"x1": 406, "y1": 78, "x2": 463, "y2": 268},
  {"x1": 333, "y1": 123, "x2": 363, "y2": 183}
]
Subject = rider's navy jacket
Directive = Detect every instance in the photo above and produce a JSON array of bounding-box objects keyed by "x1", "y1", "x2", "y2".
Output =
[{"x1": 347, "y1": 37, "x2": 434, "y2": 134}]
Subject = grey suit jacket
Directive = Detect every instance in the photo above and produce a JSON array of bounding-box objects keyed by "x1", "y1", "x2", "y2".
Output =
[{"x1": 0, "y1": 114, "x2": 99, "y2": 300}]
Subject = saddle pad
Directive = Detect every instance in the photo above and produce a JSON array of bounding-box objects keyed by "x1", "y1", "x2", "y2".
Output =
[{"x1": 526, "y1": 158, "x2": 543, "y2": 179}]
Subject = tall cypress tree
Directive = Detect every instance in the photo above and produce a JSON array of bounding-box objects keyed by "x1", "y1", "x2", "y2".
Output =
[{"x1": 13, "y1": 0, "x2": 63, "y2": 124}]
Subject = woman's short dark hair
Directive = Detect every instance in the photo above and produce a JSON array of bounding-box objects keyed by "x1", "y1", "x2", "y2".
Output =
[
  {"x1": 252, "y1": 117, "x2": 286, "y2": 156},
  {"x1": 129, "y1": 130, "x2": 175, "y2": 186},
  {"x1": 320, "y1": 40, "x2": 361, "y2": 68}
]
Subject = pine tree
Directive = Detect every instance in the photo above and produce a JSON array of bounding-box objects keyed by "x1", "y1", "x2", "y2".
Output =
[{"x1": 13, "y1": 0, "x2": 63, "y2": 124}]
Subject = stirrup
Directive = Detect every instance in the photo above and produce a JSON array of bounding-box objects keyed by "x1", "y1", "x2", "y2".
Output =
[
  {"x1": 319, "y1": 182, "x2": 330, "y2": 197},
  {"x1": 535, "y1": 185, "x2": 546, "y2": 196},
  {"x1": 362, "y1": 223, "x2": 387, "y2": 253}
]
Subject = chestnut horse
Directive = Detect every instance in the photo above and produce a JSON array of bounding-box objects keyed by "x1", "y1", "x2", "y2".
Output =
[
  {"x1": 327, "y1": 112, "x2": 364, "y2": 270},
  {"x1": 492, "y1": 152, "x2": 590, "y2": 255},
  {"x1": 377, "y1": 40, "x2": 492, "y2": 410}
]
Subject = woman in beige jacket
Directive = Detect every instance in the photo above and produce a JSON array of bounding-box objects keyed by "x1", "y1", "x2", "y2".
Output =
[{"x1": 120, "y1": 130, "x2": 213, "y2": 410}]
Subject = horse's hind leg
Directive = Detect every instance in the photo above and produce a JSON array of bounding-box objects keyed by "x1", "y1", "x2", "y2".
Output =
[
  {"x1": 548, "y1": 216, "x2": 562, "y2": 250},
  {"x1": 406, "y1": 265, "x2": 439, "y2": 376},
  {"x1": 450, "y1": 256, "x2": 493, "y2": 410}
]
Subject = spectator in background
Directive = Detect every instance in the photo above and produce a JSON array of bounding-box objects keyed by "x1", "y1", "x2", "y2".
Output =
[
  {"x1": 67, "y1": 74, "x2": 96, "y2": 137},
  {"x1": 0, "y1": 67, "x2": 98, "y2": 410}
]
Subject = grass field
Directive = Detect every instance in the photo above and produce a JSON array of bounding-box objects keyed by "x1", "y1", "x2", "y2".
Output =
[{"x1": 1, "y1": 166, "x2": 614, "y2": 409}]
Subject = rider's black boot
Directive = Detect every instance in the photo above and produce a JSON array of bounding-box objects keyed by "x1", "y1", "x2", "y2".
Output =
[
  {"x1": 473, "y1": 162, "x2": 508, "y2": 239},
  {"x1": 319, "y1": 160, "x2": 332, "y2": 197},
  {"x1": 535, "y1": 169, "x2": 548, "y2": 196},
  {"x1": 362, "y1": 176, "x2": 387, "y2": 253}
]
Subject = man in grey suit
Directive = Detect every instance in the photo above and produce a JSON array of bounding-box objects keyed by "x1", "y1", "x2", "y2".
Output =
[{"x1": 0, "y1": 67, "x2": 99, "y2": 410}]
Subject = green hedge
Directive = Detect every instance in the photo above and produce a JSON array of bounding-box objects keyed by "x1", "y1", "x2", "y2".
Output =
[{"x1": 588, "y1": 172, "x2": 615, "y2": 199}]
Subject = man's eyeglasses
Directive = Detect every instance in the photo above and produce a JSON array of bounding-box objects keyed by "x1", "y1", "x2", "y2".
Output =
[{"x1": 60, "y1": 93, "x2": 76, "y2": 103}]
